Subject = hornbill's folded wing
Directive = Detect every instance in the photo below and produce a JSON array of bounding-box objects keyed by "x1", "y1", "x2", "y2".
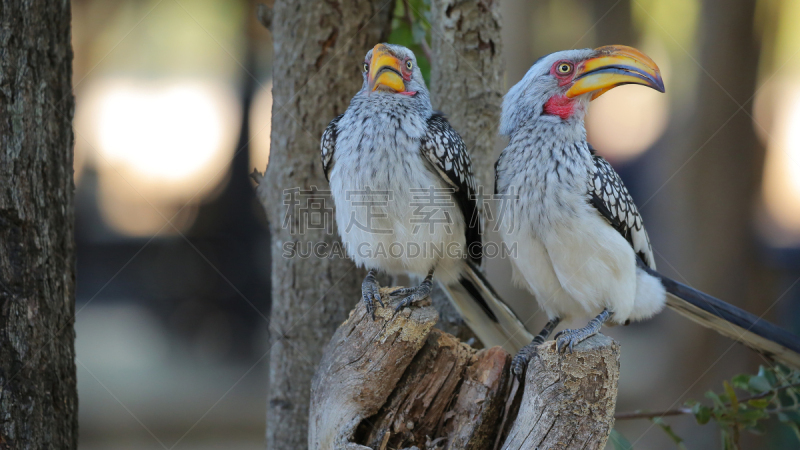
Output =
[
  {"x1": 419, "y1": 112, "x2": 482, "y2": 265},
  {"x1": 320, "y1": 114, "x2": 343, "y2": 181},
  {"x1": 588, "y1": 146, "x2": 800, "y2": 368},
  {"x1": 589, "y1": 151, "x2": 655, "y2": 269}
]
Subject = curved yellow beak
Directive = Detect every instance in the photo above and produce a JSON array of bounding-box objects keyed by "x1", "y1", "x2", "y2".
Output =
[
  {"x1": 368, "y1": 44, "x2": 405, "y2": 93},
  {"x1": 566, "y1": 45, "x2": 665, "y2": 100}
]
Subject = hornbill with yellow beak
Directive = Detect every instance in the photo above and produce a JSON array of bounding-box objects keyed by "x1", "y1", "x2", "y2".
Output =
[
  {"x1": 322, "y1": 43, "x2": 534, "y2": 352},
  {"x1": 496, "y1": 45, "x2": 800, "y2": 375}
]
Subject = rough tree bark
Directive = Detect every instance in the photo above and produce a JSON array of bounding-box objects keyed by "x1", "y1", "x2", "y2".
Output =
[
  {"x1": 309, "y1": 296, "x2": 619, "y2": 449},
  {"x1": 0, "y1": 1, "x2": 78, "y2": 448},
  {"x1": 427, "y1": 0, "x2": 505, "y2": 344},
  {"x1": 429, "y1": 0, "x2": 504, "y2": 191},
  {"x1": 255, "y1": 2, "x2": 393, "y2": 448}
]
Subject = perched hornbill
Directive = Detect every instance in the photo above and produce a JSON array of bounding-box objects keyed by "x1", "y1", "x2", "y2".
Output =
[
  {"x1": 496, "y1": 45, "x2": 800, "y2": 375},
  {"x1": 321, "y1": 43, "x2": 533, "y2": 352}
]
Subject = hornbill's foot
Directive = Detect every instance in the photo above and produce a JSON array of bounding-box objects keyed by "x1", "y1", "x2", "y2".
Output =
[
  {"x1": 361, "y1": 269, "x2": 383, "y2": 320},
  {"x1": 554, "y1": 309, "x2": 612, "y2": 354},
  {"x1": 390, "y1": 271, "x2": 434, "y2": 313},
  {"x1": 512, "y1": 318, "x2": 561, "y2": 378},
  {"x1": 512, "y1": 342, "x2": 543, "y2": 378}
]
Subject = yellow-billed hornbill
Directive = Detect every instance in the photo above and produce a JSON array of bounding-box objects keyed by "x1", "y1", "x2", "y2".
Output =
[
  {"x1": 321, "y1": 43, "x2": 533, "y2": 352},
  {"x1": 495, "y1": 45, "x2": 800, "y2": 375}
]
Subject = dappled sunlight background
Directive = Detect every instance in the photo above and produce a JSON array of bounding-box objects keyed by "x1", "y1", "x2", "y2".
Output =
[
  {"x1": 70, "y1": 0, "x2": 800, "y2": 448},
  {"x1": 72, "y1": 0, "x2": 272, "y2": 448},
  {"x1": 76, "y1": 78, "x2": 241, "y2": 235}
]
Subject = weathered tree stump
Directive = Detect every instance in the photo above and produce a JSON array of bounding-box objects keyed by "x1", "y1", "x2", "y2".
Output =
[
  {"x1": 503, "y1": 335, "x2": 621, "y2": 450},
  {"x1": 309, "y1": 289, "x2": 619, "y2": 450}
]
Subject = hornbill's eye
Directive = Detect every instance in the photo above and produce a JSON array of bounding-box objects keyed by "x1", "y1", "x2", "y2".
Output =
[
  {"x1": 406, "y1": 60, "x2": 413, "y2": 70},
  {"x1": 362, "y1": 62, "x2": 369, "y2": 73},
  {"x1": 556, "y1": 62, "x2": 573, "y2": 75}
]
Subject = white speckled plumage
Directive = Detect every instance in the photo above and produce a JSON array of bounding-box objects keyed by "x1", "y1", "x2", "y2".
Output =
[
  {"x1": 502, "y1": 47, "x2": 800, "y2": 372},
  {"x1": 322, "y1": 44, "x2": 533, "y2": 352},
  {"x1": 496, "y1": 49, "x2": 666, "y2": 326},
  {"x1": 323, "y1": 46, "x2": 467, "y2": 283}
]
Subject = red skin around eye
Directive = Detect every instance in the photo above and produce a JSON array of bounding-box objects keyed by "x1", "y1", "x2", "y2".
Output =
[
  {"x1": 550, "y1": 60, "x2": 578, "y2": 86},
  {"x1": 401, "y1": 59, "x2": 413, "y2": 81},
  {"x1": 398, "y1": 59, "x2": 415, "y2": 95},
  {"x1": 544, "y1": 95, "x2": 575, "y2": 120},
  {"x1": 543, "y1": 59, "x2": 582, "y2": 119}
]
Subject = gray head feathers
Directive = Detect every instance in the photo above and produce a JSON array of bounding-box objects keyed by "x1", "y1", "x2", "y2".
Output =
[{"x1": 500, "y1": 49, "x2": 594, "y2": 136}]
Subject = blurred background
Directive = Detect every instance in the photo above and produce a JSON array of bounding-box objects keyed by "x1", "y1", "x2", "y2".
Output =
[{"x1": 69, "y1": 0, "x2": 800, "y2": 448}]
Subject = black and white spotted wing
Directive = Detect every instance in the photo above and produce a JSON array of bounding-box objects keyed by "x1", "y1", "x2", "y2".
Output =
[
  {"x1": 420, "y1": 113, "x2": 482, "y2": 265},
  {"x1": 588, "y1": 151, "x2": 655, "y2": 269},
  {"x1": 320, "y1": 114, "x2": 343, "y2": 181}
]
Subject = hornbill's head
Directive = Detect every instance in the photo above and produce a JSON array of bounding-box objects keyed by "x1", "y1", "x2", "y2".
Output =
[
  {"x1": 360, "y1": 43, "x2": 428, "y2": 102},
  {"x1": 500, "y1": 45, "x2": 664, "y2": 135}
]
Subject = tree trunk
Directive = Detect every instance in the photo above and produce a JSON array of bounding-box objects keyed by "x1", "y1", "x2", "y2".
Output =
[
  {"x1": 680, "y1": 0, "x2": 770, "y2": 387},
  {"x1": 685, "y1": 0, "x2": 766, "y2": 318},
  {"x1": 255, "y1": 2, "x2": 393, "y2": 448},
  {"x1": 429, "y1": 0, "x2": 504, "y2": 191},
  {"x1": 309, "y1": 296, "x2": 618, "y2": 449},
  {"x1": 590, "y1": 0, "x2": 634, "y2": 46},
  {"x1": 0, "y1": 1, "x2": 78, "y2": 448},
  {"x1": 428, "y1": 0, "x2": 505, "y2": 345}
]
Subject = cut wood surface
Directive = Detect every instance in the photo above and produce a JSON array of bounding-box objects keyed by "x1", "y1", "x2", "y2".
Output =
[
  {"x1": 502, "y1": 335, "x2": 621, "y2": 450},
  {"x1": 309, "y1": 290, "x2": 620, "y2": 450},
  {"x1": 309, "y1": 288, "x2": 438, "y2": 450},
  {"x1": 359, "y1": 328, "x2": 474, "y2": 448}
]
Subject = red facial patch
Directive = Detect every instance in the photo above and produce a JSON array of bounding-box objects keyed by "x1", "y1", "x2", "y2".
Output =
[
  {"x1": 543, "y1": 95, "x2": 575, "y2": 120},
  {"x1": 402, "y1": 60, "x2": 413, "y2": 81}
]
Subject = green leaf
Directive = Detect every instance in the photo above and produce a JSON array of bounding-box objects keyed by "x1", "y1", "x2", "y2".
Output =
[
  {"x1": 745, "y1": 421, "x2": 766, "y2": 435},
  {"x1": 724, "y1": 381, "x2": 739, "y2": 412},
  {"x1": 652, "y1": 417, "x2": 687, "y2": 449},
  {"x1": 787, "y1": 421, "x2": 800, "y2": 443},
  {"x1": 692, "y1": 403, "x2": 712, "y2": 425},
  {"x1": 784, "y1": 411, "x2": 800, "y2": 423},
  {"x1": 737, "y1": 408, "x2": 768, "y2": 424},
  {"x1": 747, "y1": 398, "x2": 769, "y2": 409},
  {"x1": 758, "y1": 365, "x2": 778, "y2": 386},
  {"x1": 706, "y1": 391, "x2": 725, "y2": 409},
  {"x1": 608, "y1": 429, "x2": 633, "y2": 450},
  {"x1": 748, "y1": 375, "x2": 772, "y2": 393},
  {"x1": 731, "y1": 374, "x2": 752, "y2": 392}
]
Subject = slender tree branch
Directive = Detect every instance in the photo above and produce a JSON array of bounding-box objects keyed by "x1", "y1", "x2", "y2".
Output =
[
  {"x1": 615, "y1": 381, "x2": 800, "y2": 421},
  {"x1": 746, "y1": 381, "x2": 800, "y2": 402},
  {"x1": 402, "y1": 0, "x2": 434, "y2": 63},
  {"x1": 615, "y1": 408, "x2": 693, "y2": 421}
]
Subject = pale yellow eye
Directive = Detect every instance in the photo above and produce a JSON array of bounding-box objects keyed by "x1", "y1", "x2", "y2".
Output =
[
  {"x1": 557, "y1": 63, "x2": 573, "y2": 74},
  {"x1": 406, "y1": 60, "x2": 413, "y2": 70},
  {"x1": 362, "y1": 62, "x2": 369, "y2": 73}
]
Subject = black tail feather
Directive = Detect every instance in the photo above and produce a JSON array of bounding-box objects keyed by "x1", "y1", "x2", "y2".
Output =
[
  {"x1": 643, "y1": 265, "x2": 800, "y2": 368},
  {"x1": 438, "y1": 262, "x2": 534, "y2": 353}
]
